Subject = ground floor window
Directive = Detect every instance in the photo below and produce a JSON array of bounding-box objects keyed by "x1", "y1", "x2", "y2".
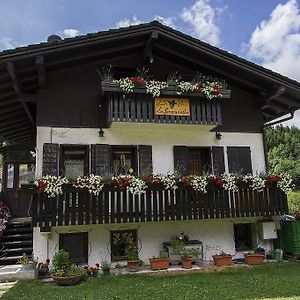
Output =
[
  {"x1": 59, "y1": 232, "x2": 88, "y2": 264},
  {"x1": 110, "y1": 230, "x2": 137, "y2": 261},
  {"x1": 234, "y1": 223, "x2": 253, "y2": 251}
]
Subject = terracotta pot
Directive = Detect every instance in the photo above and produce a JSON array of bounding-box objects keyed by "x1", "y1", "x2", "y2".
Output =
[
  {"x1": 244, "y1": 253, "x2": 264, "y2": 265},
  {"x1": 127, "y1": 260, "x2": 140, "y2": 272},
  {"x1": 213, "y1": 255, "x2": 232, "y2": 267},
  {"x1": 149, "y1": 258, "x2": 170, "y2": 270},
  {"x1": 181, "y1": 256, "x2": 193, "y2": 269},
  {"x1": 51, "y1": 274, "x2": 83, "y2": 286},
  {"x1": 102, "y1": 268, "x2": 110, "y2": 275}
]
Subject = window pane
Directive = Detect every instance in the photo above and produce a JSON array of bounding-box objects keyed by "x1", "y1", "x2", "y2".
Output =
[
  {"x1": 112, "y1": 150, "x2": 134, "y2": 174},
  {"x1": 19, "y1": 164, "x2": 35, "y2": 187},
  {"x1": 63, "y1": 148, "x2": 86, "y2": 179},
  {"x1": 6, "y1": 164, "x2": 14, "y2": 189},
  {"x1": 111, "y1": 230, "x2": 137, "y2": 261}
]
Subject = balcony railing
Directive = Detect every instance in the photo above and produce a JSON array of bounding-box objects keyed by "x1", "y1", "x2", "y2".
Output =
[
  {"x1": 30, "y1": 184, "x2": 288, "y2": 231},
  {"x1": 102, "y1": 84, "x2": 231, "y2": 126}
]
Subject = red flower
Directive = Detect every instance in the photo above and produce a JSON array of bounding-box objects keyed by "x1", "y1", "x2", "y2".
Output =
[
  {"x1": 95, "y1": 263, "x2": 100, "y2": 268},
  {"x1": 46, "y1": 258, "x2": 50, "y2": 263},
  {"x1": 211, "y1": 176, "x2": 225, "y2": 187},
  {"x1": 213, "y1": 85, "x2": 221, "y2": 96},
  {"x1": 265, "y1": 175, "x2": 282, "y2": 185},
  {"x1": 129, "y1": 77, "x2": 147, "y2": 85},
  {"x1": 37, "y1": 180, "x2": 47, "y2": 192},
  {"x1": 38, "y1": 262, "x2": 43, "y2": 267},
  {"x1": 84, "y1": 265, "x2": 89, "y2": 270}
]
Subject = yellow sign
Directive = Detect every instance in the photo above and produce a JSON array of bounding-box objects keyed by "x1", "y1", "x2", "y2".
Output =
[{"x1": 154, "y1": 98, "x2": 190, "y2": 116}]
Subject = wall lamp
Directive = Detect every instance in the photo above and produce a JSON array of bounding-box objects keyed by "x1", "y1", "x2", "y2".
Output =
[
  {"x1": 215, "y1": 132, "x2": 222, "y2": 140},
  {"x1": 98, "y1": 128, "x2": 104, "y2": 138}
]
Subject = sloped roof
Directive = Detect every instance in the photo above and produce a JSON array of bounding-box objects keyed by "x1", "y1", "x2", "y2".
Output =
[{"x1": 0, "y1": 21, "x2": 299, "y2": 143}]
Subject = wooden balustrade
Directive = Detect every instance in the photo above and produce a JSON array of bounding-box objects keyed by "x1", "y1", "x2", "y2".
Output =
[{"x1": 31, "y1": 184, "x2": 288, "y2": 231}]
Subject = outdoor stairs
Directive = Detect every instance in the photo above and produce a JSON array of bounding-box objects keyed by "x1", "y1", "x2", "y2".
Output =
[{"x1": 0, "y1": 218, "x2": 33, "y2": 265}]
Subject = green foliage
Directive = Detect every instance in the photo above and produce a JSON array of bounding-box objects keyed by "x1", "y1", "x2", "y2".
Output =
[
  {"x1": 52, "y1": 249, "x2": 69, "y2": 272},
  {"x1": 266, "y1": 125, "x2": 300, "y2": 181},
  {"x1": 288, "y1": 190, "x2": 300, "y2": 212}
]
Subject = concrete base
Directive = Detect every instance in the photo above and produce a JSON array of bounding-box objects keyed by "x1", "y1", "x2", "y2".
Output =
[{"x1": 0, "y1": 264, "x2": 37, "y2": 281}]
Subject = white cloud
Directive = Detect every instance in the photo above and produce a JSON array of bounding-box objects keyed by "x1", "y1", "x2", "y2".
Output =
[
  {"x1": 246, "y1": 0, "x2": 300, "y2": 127},
  {"x1": 60, "y1": 28, "x2": 80, "y2": 38},
  {"x1": 180, "y1": 0, "x2": 221, "y2": 46},
  {"x1": 154, "y1": 15, "x2": 176, "y2": 29},
  {"x1": 0, "y1": 36, "x2": 17, "y2": 50},
  {"x1": 115, "y1": 15, "x2": 142, "y2": 28}
]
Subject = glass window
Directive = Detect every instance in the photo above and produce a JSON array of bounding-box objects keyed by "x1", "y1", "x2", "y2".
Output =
[
  {"x1": 18, "y1": 164, "x2": 35, "y2": 187},
  {"x1": 6, "y1": 164, "x2": 14, "y2": 189},
  {"x1": 111, "y1": 230, "x2": 137, "y2": 261},
  {"x1": 112, "y1": 148, "x2": 135, "y2": 175},
  {"x1": 62, "y1": 148, "x2": 87, "y2": 179},
  {"x1": 188, "y1": 148, "x2": 211, "y2": 175}
]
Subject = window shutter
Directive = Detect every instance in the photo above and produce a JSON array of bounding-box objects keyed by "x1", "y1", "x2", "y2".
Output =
[
  {"x1": 227, "y1": 146, "x2": 252, "y2": 174},
  {"x1": 212, "y1": 146, "x2": 225, "y2": 175},
  {"x1": 91, "y1": 144, "x2": 111, "y2": 175},
  {"x1": 42, "y1": 143, "x2": 59, "y2": 176},
  {"x1": 173, "y1": 146, "x2": 188, "y2": 175},
  {"x1": 138, "y1": 145, "x2": 153, "y2": 175}
]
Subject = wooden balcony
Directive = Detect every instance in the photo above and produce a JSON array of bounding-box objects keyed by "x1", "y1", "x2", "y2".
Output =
[
  {"x1": 101, "y1": 83, "x2": 231, "y2": 126},
  {"x1": 30, "y1": 184, "x2": 288, "y2": 231}
]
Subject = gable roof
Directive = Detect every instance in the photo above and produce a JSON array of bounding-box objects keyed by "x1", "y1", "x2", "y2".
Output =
[{"x1": 0, "y1": 21, "x2": 299, "y2": 143}]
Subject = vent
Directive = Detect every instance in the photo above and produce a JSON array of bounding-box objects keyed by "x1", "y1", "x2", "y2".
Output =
[{"x1": 47, "y1": 34, "x2": 62, "y2": 43}]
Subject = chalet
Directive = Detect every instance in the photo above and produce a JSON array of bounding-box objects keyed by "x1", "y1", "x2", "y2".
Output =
[{"x1": 0, "y1": 21, "x2": 299, "y2": 266}]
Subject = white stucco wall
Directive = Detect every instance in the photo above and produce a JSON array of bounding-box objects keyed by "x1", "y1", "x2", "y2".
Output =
[
  {"x1": 33, "y1": 217, "x2": 274, "y2": 266},
  {"x1": 36, "y1": 123, "x2": 266, "y2": 177}
]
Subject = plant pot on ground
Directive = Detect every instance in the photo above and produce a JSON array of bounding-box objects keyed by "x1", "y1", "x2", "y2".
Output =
[
  {"x1": 18, "y1": 253, "x2": 37, "y2": 270},
  {"x1": 51, "y1": 249, "x2": 84, "y2": 286},
  {"x1": 149, "y1": 253, "x2": 170, "y2": 271},
  {"x1": 244, "y1": 252, "x2": 264, "y2": 265},
  {"x1": 100, "y1": 260, "x2": 111, "y2": 275},
  {"x1": 213, "y1": 252, "x2": 233, "y2": 267},
  {"x1": 125, "y1": 241, "x2": 140, "y2": 272}
]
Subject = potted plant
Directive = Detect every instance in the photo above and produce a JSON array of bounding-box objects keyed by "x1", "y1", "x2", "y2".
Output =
[
  {"x1": 37, "y1": 258, "x2": 50, "y2": 278},
  {"x1": 212, "y1": 251, "x2": 233, "y2": 267},
  {"x1": 244, "y1": 251, "x2": 264, "y2": 265},
  {"x1": 83, "y1": 263, "x2": 100, "y2": 277},
  {"x1": 149, "y1": 251, "x2": 170, "y2": 271},
  {"x1": 125, "y1": 241, "x2": 140, "y2": 272},
  {"x1": 181, "y1": 248, "x2": 201, "y2": 269},
  {"x1": 18, "y1": 253, "x2": 37, "y2": 270},
  {"x1": 51, "y1": 249, "x2": 85, "y2": 286},
  {"x1": 101, "y1": 260, "x2": 111, "y2": 275}
]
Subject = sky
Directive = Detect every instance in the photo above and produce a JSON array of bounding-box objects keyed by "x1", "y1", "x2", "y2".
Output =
[{"x1": 0, "y1": 0, "x2": 300, "y2": 126}]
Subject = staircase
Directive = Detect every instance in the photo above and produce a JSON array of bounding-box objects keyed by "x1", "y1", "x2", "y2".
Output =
[{"x1": 0, "y1": 218, "x2": 33, "y2": 265}]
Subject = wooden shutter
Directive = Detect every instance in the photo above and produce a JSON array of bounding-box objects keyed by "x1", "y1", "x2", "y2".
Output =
[
  {"x1": 138, "y1": 145, "x2": 153, "y2": 175},
  {"x1": 212, "y1": 146, "x2": 225, "y2": 175},
  {"x1": 227, "y1": 146, "x2": 252, "y2": 174},
  {"x1": 173, "y1": 146, "x2": 188, "y2": 175},
  {"x1": 42, "y1": 143, "x2": 59, "y2": 176},
  {"x1": 91, "y1": 144, "x2": 111, "y2": 175}
]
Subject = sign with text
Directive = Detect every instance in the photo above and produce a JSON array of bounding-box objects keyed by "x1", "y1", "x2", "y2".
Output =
[{"x1": 154, "y1": 98, "x2": 190, "y2": 116}]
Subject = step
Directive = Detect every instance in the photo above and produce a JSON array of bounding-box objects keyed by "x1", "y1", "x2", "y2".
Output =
[
  {"x1": 0, "y1": 247, "x2": 33, "y2": 255},
  {"x1": 0, "y1": 240, "x2": 33, "y2": 248},
  {"x1": 3, "y1": 227, "x2": 33, "y2": 234},
  {"x1": 0, "y1": 233, "x2": 33, "y2": 241},
  {"x1": 0, "y1": 256, "x2": 26, "y2": 265}
]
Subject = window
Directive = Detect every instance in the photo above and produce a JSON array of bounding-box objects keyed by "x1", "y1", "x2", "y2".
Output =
[
  {"x1": 18, "y1": 164, "x2": 35, "y2": 188},
  {"x1": 6, "y1": 163, "x2": 14, "y2": 189},
  {"x1": 111, "y1": 146, "x2": 136, "y2": 175},
  {"x1": 188, "y1": 148, "x2": 211, "y2": 175},
  {"x1": 59, "y1": 232, "x2": 88, "y2": 264},
  {"x1": 234, "y1": 223, "x2": 253, "y2": 251},
  {"x1": 227, "y1": 147, "x2": 252, "y2": 174},
  {"x1": 61, "y1": 146, "x2": 88, "y2": 178},
  {"x1": 110, "y1": 230, "x2": 137, "y2": 261}
]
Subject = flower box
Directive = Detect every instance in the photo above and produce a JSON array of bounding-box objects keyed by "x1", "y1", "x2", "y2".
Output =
[
  {"x1": 181, "y1": 256, "x2": 193, "y2": 269},
  {"x1": 213, "y1": 255, "x2": 232, "y2": 267},
  {"x1": 149, "y1": 257, "x2": 170, "y2": 270},
  {"x1": 244, "y1": 253, "x2": 264, "y2": 265}
]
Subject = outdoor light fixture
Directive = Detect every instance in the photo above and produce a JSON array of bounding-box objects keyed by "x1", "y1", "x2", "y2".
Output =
[
  {"x1": 98, "y1": 128, "x2": 104, "y2": 138},
  {"x1": 215, "y1": 132, "x2": 222, "y2": 140}
]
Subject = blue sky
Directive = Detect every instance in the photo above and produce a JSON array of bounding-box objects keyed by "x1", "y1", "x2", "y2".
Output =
[{"x1": 1, "y1": 0, "x2": 300, "y2": 125}]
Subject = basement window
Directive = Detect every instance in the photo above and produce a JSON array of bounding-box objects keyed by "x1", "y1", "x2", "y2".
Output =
[{"x1": 234, "y1": 223, "x2": 253, "y2": 251}]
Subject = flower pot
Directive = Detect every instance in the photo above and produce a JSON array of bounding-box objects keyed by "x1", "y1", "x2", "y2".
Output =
[
  {"x1": 102, "y1": 268, "x2": 110, "y2": 275},
  {"x1": 127, "y1": 260, "x2": 140, "y2": 272},
  {"x1": 38, "y1": 266, "x2": 49, "y2": 278},
  {"x1": 244, "y1": 253, "x2": 264, "y2": 265},
  {"x1": 181, "y1": 256, "x2": 193, "y2": 269},
  {"x1": 213, "y1": 255, "x2": 232, "y2": 267},
  {"x1": 51, "y1": 274, "x2": 83, "y2": 286},
  {"x1": 149, "y1": 258, "x2": 170, "y2": 271}
]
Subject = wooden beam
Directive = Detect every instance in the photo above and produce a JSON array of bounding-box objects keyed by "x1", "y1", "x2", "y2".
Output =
[
  {"x1": 260, "y1": 86, "x2": 286, "y2": 110},
  {"x1": 0, "y1": 103, "x2": 23, "y2": 114},
  {"x1": 36, "y1": 55, "x2": 46, "y2": 88},
  {"x1": 6, "y1": 62, "x2": 35, "y2": 125},
  {"x1": 0, "y1": 117, "x2": 28, "y2": 127},
  {"x1": 143, "y1": 31, "x2": 158, "y2": 64},
  {"x1": 0, "y1": 110, "x2": 26, "y2": 121},
  {"x1": 0, "y1": 126, "x2": 32, "y2": 136},
  {"x1": 0, "y1": 120, "x2": 31, "y2": 131}
]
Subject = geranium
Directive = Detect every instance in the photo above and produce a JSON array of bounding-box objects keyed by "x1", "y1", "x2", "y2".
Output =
[
  {"x1": 111, "y1": 175, "x2": 147, "y2": 195},
  {"x1": 202, "y1": 82, "x2": 223, "y2": 99},
  {"x1": 152, "y1": 172, "x2": 178, "y2": 190},
  {"x1": 180, "y1": 175, "x2": 209, "y2": 193},
  {"x1": 265, "y1": 175, "x2": 282, "y2": 185},
  {"x1": 243, "y1": 174, "x2": 265, "y2": 192},
  {"x1": 125, "y1": 241, "x2": 139, "y2": 261},
  {"x1": 145, "y1": 80, "x2": 168, "y2": 97},
  {"x1": 35, "y1": 175, "x2": 68, "y2": 197},
  {"x1": 83, "y1": 264, "x2": 100, "y2": 277},
  {"x1": 74, "y1": 174, "x2": 104, "y2": 196},
  {"x1": 210, "y1": 175, "x2": 225, "y2": 188}
]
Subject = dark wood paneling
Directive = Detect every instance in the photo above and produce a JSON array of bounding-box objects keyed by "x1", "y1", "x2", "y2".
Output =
[
  {"x1": 173, "y1": 146, "x2": 188, "y2": 175},
  {"x1": 212, "y1": 146, "x2": 225, "y2": 175},
  {"x1": 42, "y1": 143, "x2": 59, "y2": 176},
  {"x1": 227, "y1": 146, "x2": 252, "y2": 174},
  {"x1": 138, "y1": 145, "x2": 152, "y2": 175}
]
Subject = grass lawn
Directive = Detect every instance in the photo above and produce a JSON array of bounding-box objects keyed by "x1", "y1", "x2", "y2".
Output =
[{"x1": 2, "y1": 262, "x2": 300, "y2": 300}]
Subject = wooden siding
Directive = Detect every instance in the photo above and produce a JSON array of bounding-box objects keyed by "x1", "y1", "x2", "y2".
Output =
[{"x1": 31, "y1": 184, "x2": 288, "y2": 231}]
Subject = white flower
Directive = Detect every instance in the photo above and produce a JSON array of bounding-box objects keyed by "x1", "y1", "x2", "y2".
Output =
[
  {"x1": 277, "y1": 173, "x2": 294, "y2": 194},
  {"x1": 36, "y1": 175, "x2": 68, "y2": 198},
  {"x1": 145, "y1": 80, "x2": 168, "y2": 97},
  {"x1": 190, "y1": 175, "x2": 209, "y2": 193},
  {"x1": 221, "y1": 173, "x2": 238, "y2": 192},
  {"x1": 74, "y1": 174, "x2": 104, "y2": 196},
  {"x1": 114, "y1": 78, "x2": 134, "y2": 93}
]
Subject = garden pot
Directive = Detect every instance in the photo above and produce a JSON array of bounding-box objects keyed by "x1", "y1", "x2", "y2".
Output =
[
  {"x1": 213, "y1": 255, "x2": 232, "y2": 267},
  {"x1": 181, "y1": 256, "x2": 193, "y2": 269},
  {"x1": 51, "y1": 274, "x2": 83, "y2": 286},
  {"x1": 102, "y1": 268, "x2": 110, "y2": 275},
  {"x1": 127, "y1": 260, "x2": 140, "y2": 272},
  {"x1": 149, "y1": 258, "x2": 170, "y2": 271},
  {"x1": 38, "y1": 266, "x2": 49, "y2": 278},
  {"x1": 244, "y1": 253, "x2": 264, "y2": 265}
]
